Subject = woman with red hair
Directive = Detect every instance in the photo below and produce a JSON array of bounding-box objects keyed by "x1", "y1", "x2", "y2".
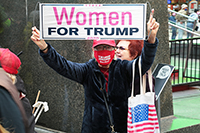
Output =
[
  {"x1": 116, "y1": 40, "x2": 144, "y2": 61},
  {"x1": 116, "y1": 40, "x2": 154, "y2": 97}
]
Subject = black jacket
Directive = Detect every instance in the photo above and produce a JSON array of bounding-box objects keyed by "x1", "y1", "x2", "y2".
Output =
[
  {"x1": 15, "y1": 75, "x2": 37, "y2": 133},
  {"x1": 0, "y1": 68, "x2": 28, "y2": 133}
]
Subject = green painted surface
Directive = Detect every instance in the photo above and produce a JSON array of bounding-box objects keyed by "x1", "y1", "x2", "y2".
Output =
[
  {"x1": 170, "y1": 117, "x2": 200, "y2": 130},
  {"x1": 171, "y1": 57, "x2": 200, "y2": 85},
  {"x1": 170, "y1": 95, "x2": 200, "y2": 130}
]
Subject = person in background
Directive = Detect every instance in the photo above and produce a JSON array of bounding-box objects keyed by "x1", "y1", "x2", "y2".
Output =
[
  {"x1": 15, "y1": 51, "x2": 37, "y2": 133},
  {"x1": 175, "y1": 4, "x2": 188, "y2": 39},
  {"x1": 187, "y1": 9, "x2": 199, "y2": 38},
  {"x1": 31, "y1": 9, "x2": 159, "y2": 133},
  {"x1": 169, "y1": 13, "x2": 177, "y2": 40},
  {"x1": 0, "y1": 48, "x2": 28, "y2": 133},
  {"x1": 15, "y1": 74, "x2": 37, "y2": 133}
]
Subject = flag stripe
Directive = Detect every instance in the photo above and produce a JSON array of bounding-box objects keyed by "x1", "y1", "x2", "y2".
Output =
[
  {"x1": 128, "y1": 127, "x2": 159, "y2": 132},
  {"x1": 127, "y1": 121, "x2": 159, "y2": 131},
  {"x1": 127, "y1": 122, "x2": 159, "y2": 128},
  {"x1": 128, "y1": 127, "x2": 159, "y2": 133}
]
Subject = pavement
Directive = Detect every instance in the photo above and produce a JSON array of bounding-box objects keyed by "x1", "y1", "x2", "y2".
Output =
[
  {"x1": 159, "y1": 88, "x2": 200, "y2": 133},
  {"x1": 170, "y1": 88, "x2": 200, "y2": 131}
]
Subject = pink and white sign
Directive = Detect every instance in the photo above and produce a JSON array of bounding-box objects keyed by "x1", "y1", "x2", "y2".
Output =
[{"x1": 40, "y1": 3, "x2": 147, "y2": 40}]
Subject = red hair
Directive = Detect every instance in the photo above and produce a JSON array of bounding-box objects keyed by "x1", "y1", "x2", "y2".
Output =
[{"x1": 116, "y1": 40, "x2": 144, "y2": 59}]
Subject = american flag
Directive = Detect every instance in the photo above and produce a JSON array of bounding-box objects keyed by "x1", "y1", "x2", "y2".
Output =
[{"x1": 127, "y1": 104, "x2": 159, "y2": 133}]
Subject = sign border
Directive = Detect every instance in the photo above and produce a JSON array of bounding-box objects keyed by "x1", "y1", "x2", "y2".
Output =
[{"x1": 40, "y1": 3, "x2": 147, "y2": 40}]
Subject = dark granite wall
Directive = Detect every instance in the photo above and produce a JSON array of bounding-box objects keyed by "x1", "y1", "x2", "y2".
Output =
[{"x1": 0, "y1": 0, "x2": 172, "y2": 132}]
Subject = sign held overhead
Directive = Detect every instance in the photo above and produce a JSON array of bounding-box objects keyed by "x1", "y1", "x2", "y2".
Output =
[{"x1": 40, "y1": 3, "x2": 147, "y2": 40}]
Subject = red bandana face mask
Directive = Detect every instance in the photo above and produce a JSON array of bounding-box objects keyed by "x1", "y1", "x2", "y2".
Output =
[{"x1": 94, "y1": 50, "x2": 115, "y2": 66}]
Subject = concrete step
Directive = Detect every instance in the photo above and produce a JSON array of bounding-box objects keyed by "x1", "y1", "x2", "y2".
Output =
[
  {"x1": 35, "y1": 125, "x2": 65, "y2": 133},
  {"x1": 161, "y1": 115, "x2": 200, "y2": 133}
]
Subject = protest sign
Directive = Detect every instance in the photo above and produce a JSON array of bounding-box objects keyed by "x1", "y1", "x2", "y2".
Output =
[
  {"x1": 152, "y1": 64, "x2": 175, "y2": 100},
  {"x1": 39, "y1": 3, "x2": 147, "y2": 40}
]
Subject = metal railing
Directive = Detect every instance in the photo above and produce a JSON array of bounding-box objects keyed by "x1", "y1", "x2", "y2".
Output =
[
  {"x1": 168, "y1": 9, "x2": 197, "y2": 21},
  {"x1": 168, "y1": 8, "x2": 200, "y2": 37},
  {"x1": 170, "y1": 38, "x2": 200, "y2": 86},
  {"x1": 168, "y1": 9, "x2": 200, "y2": 87}
]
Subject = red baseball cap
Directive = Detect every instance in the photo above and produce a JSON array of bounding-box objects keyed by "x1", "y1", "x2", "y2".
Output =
[
  {"x1": 93, "y1": 40, "x2": 116, "y2": 48},
  {"x1": 0, "y1": 48, "x2": 21, "y2": 74}
]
